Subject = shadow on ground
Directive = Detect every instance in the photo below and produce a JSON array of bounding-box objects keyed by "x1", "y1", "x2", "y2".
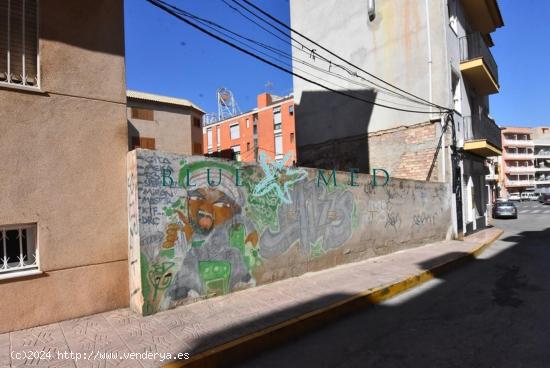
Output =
[{"x1": 172, "y1": 227, "x2": 550, "y2": 367}]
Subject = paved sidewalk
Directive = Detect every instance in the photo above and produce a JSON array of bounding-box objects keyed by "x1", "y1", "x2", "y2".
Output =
[{"x1": 0, "y1": 228, "x2": 502, "y2": 368}]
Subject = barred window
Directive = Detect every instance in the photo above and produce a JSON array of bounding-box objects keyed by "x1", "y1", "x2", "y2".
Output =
[
  {"x1": 0, "y1": 223, "x2": 38, "y2": 275},
  {"x1": 0, "y1": 0, "x2": 39, "y2": 87}
]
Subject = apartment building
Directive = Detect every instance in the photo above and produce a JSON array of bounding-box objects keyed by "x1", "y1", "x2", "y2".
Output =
[
  {"x1": 290, "y1": 0, "x2": 503, "y2": 236},
  {"x1": 0, "y1": 0, "x2": 128, "y2": 332},
  {"x1": 127, "y1": 90, "x2": 205, "y2": 155},
  {"x1": 203, "y1": 92, "x2": 296, "y2": 165},
  {"x1": 500, "y1": 127, "x2": 535, "y2": 196},
  {"x1": 534, "y1": 127, "x2": 550, "y2": 194}
]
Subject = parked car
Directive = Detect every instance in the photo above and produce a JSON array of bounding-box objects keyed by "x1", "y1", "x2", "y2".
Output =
[
  {"x1": 528, "y1": 192, "x2": 539, "y2": 201},
  {"x1": 542, "y1": 194, "x2": 550, "y2": 205},
  {"x1": 509, "y1": 193, "x2": 521, "y2": 201},
  {"x1": 496, "y1": 197, "x2": 508, "y2": 203},
  {"x1": 492, "y1": 201, "x2": 518, "y2": 219}
]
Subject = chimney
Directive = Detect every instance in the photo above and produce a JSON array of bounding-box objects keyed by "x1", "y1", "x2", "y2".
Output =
[{"x1": 257, "y1": 93, "x2": 272, "y2": 108}]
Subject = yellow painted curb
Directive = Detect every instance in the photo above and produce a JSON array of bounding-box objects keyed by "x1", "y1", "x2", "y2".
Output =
[{"x1": 165, "y1": 228, "x2": 503, "y2": 368}]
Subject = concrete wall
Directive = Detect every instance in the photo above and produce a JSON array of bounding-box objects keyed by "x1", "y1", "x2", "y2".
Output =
[
  {"x1": 127, "y1": 149, "x2": 453, "y2": 315},
  {"x1": 0, "y1": 0, "x2": 128, "y2": 332},
  {"x1": 127, "y1": 100, "x2": 203, "y2": 155}
]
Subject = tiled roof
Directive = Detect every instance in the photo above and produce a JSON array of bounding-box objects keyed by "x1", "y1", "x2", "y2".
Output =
[{"x1": 127, "y1": 90, "x2": 204, "y2": 113}]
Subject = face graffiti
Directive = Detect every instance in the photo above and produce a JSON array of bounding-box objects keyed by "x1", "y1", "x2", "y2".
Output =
[
  {"x1": 180, "y1": 188, "x2": 240, "y2": 237},
  {"x1": 191, "y1": 188, "x2": 236, "y2": 231}
]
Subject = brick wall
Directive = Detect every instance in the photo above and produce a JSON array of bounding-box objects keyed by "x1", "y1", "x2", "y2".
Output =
[{"x1": 368, "y1": 121, "x2": 445, "y2": 182}]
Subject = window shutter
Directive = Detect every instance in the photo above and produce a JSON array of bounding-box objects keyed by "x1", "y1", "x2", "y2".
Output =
[
  {"x1": 0, "y1": 1, "x2": 8, "y2": 81},
  {"x1": 0, "y1": 0, "x2": 38, "y2": 86},
  {"x1": 9, "y1": 0, "x2": 24, "y2": 84},
  {"x1": 24, "y1": 0, "x2": 37, "y2": 85}
]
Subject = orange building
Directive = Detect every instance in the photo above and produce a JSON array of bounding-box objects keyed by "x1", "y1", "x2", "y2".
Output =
[{"x1": 203, "y1": 93, "x2": 296, "y2": 165}]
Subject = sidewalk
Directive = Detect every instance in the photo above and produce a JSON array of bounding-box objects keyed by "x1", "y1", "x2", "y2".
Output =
[{"x1": 0, "y1": 228, "x2": 502, "y2": 368}]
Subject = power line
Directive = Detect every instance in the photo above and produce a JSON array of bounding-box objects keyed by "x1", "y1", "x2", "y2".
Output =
[
  {"x1": 153, "y1": 0, "x2": 435, "y2": 109},
  {"x1": 234, "y1": 0, "x2": 450, "y2": 112},
  {"x1": 220, "y1": 0, "x2": 439, "y2": 109},
  {"x1": 224, "y1": 0, "x2": 439, "y2": 109},
  {"x1": 157, "y1": 1, "x2": 435, "y2": 110},
  {"x1": 146, "y1": 0, "x2": 438, "y2": 114}
]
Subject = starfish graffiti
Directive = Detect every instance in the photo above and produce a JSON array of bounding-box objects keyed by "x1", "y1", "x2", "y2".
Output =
[{"x1": 253, "y1": 151, "x2": 308, "y2": 204}]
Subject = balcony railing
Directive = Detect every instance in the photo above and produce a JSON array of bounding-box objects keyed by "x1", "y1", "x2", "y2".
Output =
[
  {"x1": 459, "y1": 32, "x2": 498, "y2": 83},
  {"x1": 535, "y1": 149, "x2": 550, "y2": 158},
  {"x1": 463, "y1": 114, "x2": 502, "y2": 149},
  {"x1": 505, "y1": 166, "x2": 536, "y2": 174},
  {"x1": 505, "y1": 180, "x2": 536, "y2": 187},
  {"x1": 505, "y1": 154, "x2": 534, "y2": 160},
  {"x1": 503, "y1": 139, "x2": 535, "y2": 147}
]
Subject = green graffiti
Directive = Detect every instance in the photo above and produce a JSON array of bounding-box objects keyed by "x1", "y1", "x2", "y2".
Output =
[
  {"x1": 310, "y1": 237, "x2": 325, "y2": 258},
  {"x1": 228, "y1": 224, "x2": 262, "y2": 270},
  {"x1": 351, "y1": 201, "x2": 359, "y2": 230},
  {"x1": 229, "y1": 224, "x2": 246, "y2": 254},
  {"x1": 199, "y1": 260, "x2": 231, "y2": 297},
  {"x1": 142, "y1": 254, "x2": 176, "y2": 315},
  {"x1": 140, "y1": 252, "x2": 151, "y2": 314}
]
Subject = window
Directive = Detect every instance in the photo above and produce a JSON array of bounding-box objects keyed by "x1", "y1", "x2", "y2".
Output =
[
  {"x1": 131, "y1": 107, "x2": 154, "y2": 121},
  {"x1": 192, "y1": 142, "x2": 202, "y2": 154},
  {"x1": 290, "y1": 132, "x2": 294, "y2": 144},
  {"x1": 246, "y1": 118, "x2": 250, "y2": 129},
  {"x1": 451, "y1": 71, "x2": 461, "y2": 113},
  {"x1": 207, "y1": 127, "x2": 213, "y2": 148},
  {"x1": 216, "y1": 126, "x2": 221, "y2": 147},
  {"x1": 192, "y1": 116, "x2": 201, "y2": 128},
  {"x1": 448, "y1": 0, "x2": 458, "y2": 35},
  {"x1": 0, "y1": 0, "x2": 39, "y2": 87},
  {"x1": 231, "y1": 145, "x2": 241, "y2": 161},
  {"x1": 289, "y1": 104, "x2": 294, "y2": 115},
  {"x1": 0, "y1": 223, "x2": 37, "y2": 275},
  {"x1": 132, "y1": 137, "x2": 156, "y2": 150},
  {"x1": 230, "y1": 123, "x2": 240, "y2": 140},
  {"x1": 275, "y1": 133, "x2": 283, "y2": 158},
  {"x1": 246, "y1": 142, "x2": 250, "y2": 152},
  {"x1": 273, "y1": 107, "x2": 282, "y2": 131}
]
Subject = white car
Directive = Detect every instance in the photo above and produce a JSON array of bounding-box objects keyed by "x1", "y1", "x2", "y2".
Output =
[
  {"x1": 520, "y1": 192, "x2": 532, "y2": 201},
  {"x1": 509, "y1": 194, "x2": 521, "y2": 201}
]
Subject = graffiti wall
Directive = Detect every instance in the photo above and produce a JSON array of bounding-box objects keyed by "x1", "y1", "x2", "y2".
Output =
[{"x1": 127, "y1": 149, "x2": 452, "y2": 315}]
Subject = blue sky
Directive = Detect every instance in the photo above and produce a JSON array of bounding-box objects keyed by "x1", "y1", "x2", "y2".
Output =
[
  {"x1": 125, "y1": 0, "x2": 548, "y2": 127},
  {"x1": 125, "y1": 0, "x2": 293, "y2": 116},
  {"x1": 490, "y1": 0, "x2": 550, "y2": 127}
]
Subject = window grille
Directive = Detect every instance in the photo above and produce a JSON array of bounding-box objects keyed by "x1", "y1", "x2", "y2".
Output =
[{"x1": 0, "y1": 223, "x2": 38, "y2": 274}]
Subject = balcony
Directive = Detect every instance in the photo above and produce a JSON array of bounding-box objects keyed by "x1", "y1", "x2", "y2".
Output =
[
  {"x1": 459, "y1": 33, "x2": 499, "y2": 95},
  {"x1": 505, "y1": 180, "x2": 536, "y2": 188},
  {"x1": 505, "y1": 166, "x2": 535, "y2": 174},
  {"x1": 461, "y1": 0, "x2": 504, "y2": 34},
  {"x1": 505, "y1": 152, "x2": 534, "y2": 159},
  {"x1": 535, "y1": 149, "x2": 550, "y2": 159},
  {"x1": 463, "y1": 115, "x2": 502, "y2": 157},
  {"x1": 502, "y1": 138, "x2": 535, "y2": 148}
]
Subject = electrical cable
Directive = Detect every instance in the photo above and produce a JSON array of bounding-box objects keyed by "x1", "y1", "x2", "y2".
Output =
[
  {"x1": 234, "y1": 0, "x2": 450, "y2": 112},
  {"x1": 154, "y1": 0, "x2": 436, "y2": 109},
  {"x1": 146, "y1": 0, "x2": 439, "y2": 114}
]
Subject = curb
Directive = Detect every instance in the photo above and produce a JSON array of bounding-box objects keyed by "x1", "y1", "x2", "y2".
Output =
[{"x1": 165, "y1": 229, "x2": 503, "y2": 368}]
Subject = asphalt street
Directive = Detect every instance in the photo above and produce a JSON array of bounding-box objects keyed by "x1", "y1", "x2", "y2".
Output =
[{"x1": 238, "y1": 204, "x2": 550, "y2": 368}]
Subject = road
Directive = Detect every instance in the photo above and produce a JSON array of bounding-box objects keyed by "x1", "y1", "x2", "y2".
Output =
[{"x1": 238, "y1": 202, "x2": 550, "y2": 368}]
